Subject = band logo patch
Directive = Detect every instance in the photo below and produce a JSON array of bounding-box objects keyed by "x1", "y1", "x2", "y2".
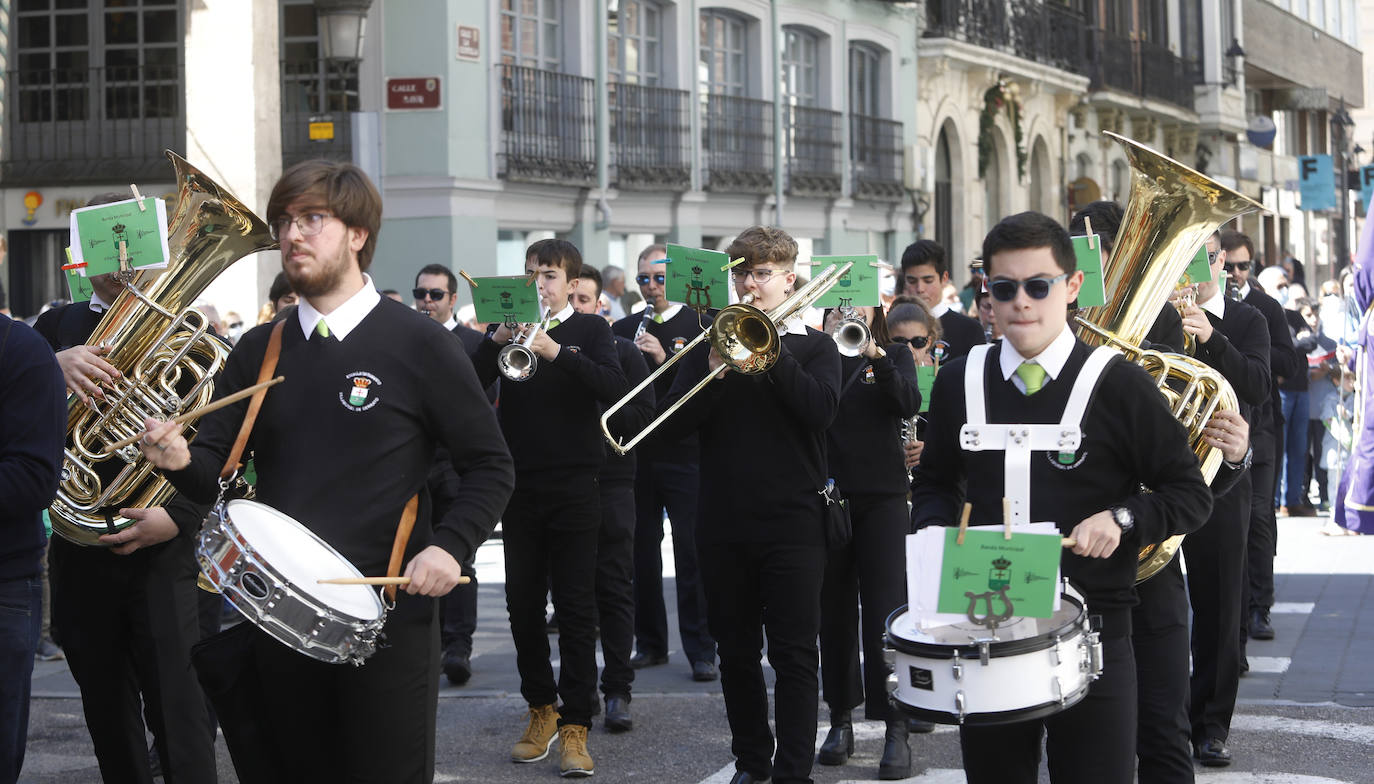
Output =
[
  {"x1": 861, "y1": 364, "x2": 876, "y2": 384},
  {"x1": 340, "y1": 371, "x2": 382, "y2": 412},
  {"x1": 671, "y1": 336, "x2": 687, "y2": 353},
  {"x1": 566, "y1": 345, "x2": 581, "y2": 354},
  {"x1": 1047, "y1": 448, "x2": 1087, "y2": 470}
]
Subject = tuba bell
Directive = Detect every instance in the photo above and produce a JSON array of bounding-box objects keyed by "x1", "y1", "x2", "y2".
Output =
[
  {"x1": 1074, "y1": 132, "x2": 1262, "y2": 582},
  {"x1": 50, "y1": 152, "x2": 278, "y2": 546}
]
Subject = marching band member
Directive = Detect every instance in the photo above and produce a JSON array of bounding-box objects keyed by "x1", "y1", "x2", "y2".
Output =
[
  {"x1": 912, "y1": 212, "x2": 1210, "y2": 784},
  {"x1": 655, "y1": 226, "x2": 840, "y2": 784},
  {"x1": 472, "y1": 239, "x2": 627, "y2": 778},
  {"x1": 816, "y1": 304, "x2": 921, "y2": 778},
  {"x1": 140, "y1": 161, "x2": 514, "y2": 784},
  {"x1": 898, "y1": 240, "x2": 985, "y2": 361}
]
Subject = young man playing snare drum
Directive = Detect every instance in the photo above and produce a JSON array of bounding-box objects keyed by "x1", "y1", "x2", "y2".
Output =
[
  {"x1": 140, "y1": 160, "x2": 514, "y2": 784},
  {"x1": 911, "y1": 212, "x2": 1210, "y2": 783}
]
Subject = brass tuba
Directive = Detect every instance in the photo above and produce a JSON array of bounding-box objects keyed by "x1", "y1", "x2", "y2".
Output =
[
  {"x1": 50, "y1": 152, "x2": 278, "y2": 546},
  {"x1": 1074, "y1": 132, "x2": 1262, "y2": 581}
]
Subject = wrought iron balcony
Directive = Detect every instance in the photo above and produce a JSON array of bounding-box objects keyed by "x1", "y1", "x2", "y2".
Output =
[
  {"x1": 3, "y1": 64, "x2": 185, "y2": 184},
  {"x1": 610, "y1": 82, "x2": 691, "y2": 191},
  {"x1": 702, "y1": 93, "x2": 774, "y2": 193},
  {"x1": 1087, "y1": 32, "x2": 1196, "y2": 111},
  {"x1": 783, "y1": 104, "x2": 842, "y2": 197},
  {"x1": 851, "y1": 114, "x2": 905, "y2": 201},
  {"x1": 499, "y1": 64, "x2": 596, "y2": 186},
  {"x1": 281, "y1": 59, "x2": 357, "y2": 170},
  {"x1": 924, "y1": 0, "x2": 1089, "y2": 75}
]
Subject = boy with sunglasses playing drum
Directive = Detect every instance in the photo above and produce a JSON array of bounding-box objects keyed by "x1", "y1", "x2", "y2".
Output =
[{"x1": 912, "y1": 212, "x2": 1210, "y2": 784}]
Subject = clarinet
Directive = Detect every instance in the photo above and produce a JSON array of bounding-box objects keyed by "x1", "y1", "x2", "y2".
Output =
[{"x1": 634, "y1": 296, "x2": 657, "y2": 340}]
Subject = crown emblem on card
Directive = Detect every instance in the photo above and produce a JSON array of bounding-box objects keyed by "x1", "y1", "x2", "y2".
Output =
[
  {"x1": 991, "y1": 557, "x2": 1012, "y2": 571},
  {"x1": 691, "y1": 265, "x2": 703, "y2": 276},
  {"x1": 112, "y1": 223, "x2": 126, "y2": 234}
]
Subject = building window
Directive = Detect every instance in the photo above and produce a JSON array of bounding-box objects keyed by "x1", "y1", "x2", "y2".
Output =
[
  {"x1": 781, "y1": 26, "x2": 818, "y2": 107},
  {"x1": 501, "y1": 0, "x2": 561, "y2": 70},
  {"x1": 934, "y1": 127, "x2": 953, "y2": 253},
  {"x1": 849, "y1": 42, "x2": 882, "y2": 118},
  {"x1": 699, "y1": 10, "x2": 747, "y2": 96},
  {"x1": 280, "y1": 0, "x2": 358, "y2": 168},
  {"x1": 609, "y1": 0, "x2": 661, "y2": 86}
]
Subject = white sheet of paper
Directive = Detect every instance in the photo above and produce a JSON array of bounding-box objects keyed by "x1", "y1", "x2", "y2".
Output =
[{"x1": 906, "y1": 523, "x2": 1063, "y2": 632}]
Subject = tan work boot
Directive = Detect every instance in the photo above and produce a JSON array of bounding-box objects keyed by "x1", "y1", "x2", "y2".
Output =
[
  {"x1": 511, "y1": 704, "x2": 560, "y2": 763},
  {"x1": 558, "y1": 723, "x2": 594, "y2": 777}
]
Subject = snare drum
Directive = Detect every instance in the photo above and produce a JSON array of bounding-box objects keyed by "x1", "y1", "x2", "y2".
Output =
[
  {"x1": 883, "y1": 594, "x2": 1102, "y2": 726},
  {"x1": 199, "y1": 499, "x2": 386, "y2": 666}
]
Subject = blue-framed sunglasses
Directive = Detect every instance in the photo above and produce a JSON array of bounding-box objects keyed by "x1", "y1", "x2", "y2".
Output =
[{"x1": 987, "y1": 273, "x2": 1069, "y2": 302}]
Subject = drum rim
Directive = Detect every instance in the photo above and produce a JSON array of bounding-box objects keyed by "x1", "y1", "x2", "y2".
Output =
[{"x1": 883, "y1": 597, "x2": 1087, "y2": 659}]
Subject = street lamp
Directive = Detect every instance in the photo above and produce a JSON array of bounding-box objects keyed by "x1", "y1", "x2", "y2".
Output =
[
  {"x1": 1224, "y1": 39, "x2": 1245, "y2": 86},
  {"x1": 317, "y1": 0, "x2": 372, "y2": 63}
]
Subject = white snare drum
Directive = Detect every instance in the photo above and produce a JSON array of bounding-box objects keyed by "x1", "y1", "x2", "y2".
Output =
[
  {"x1": 199, "y1": 499, "x2": 386, "y2": 666},
  {"x1": 883, "y1": 595, "x2": 1102, "y2": 725}
]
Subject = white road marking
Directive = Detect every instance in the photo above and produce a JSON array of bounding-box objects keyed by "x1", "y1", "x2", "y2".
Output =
[
  {"x1": 1270, "y1": 602, "x2": 1316, "y2": 614},
  {"x1": 1232, "y1": 714, "x2": 1374, "y2": 745},
  {"x1": 1247, "y1": 656, "x2": 1291, "y2": 674}
]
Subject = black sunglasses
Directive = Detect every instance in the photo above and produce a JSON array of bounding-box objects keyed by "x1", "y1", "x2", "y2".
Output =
[
  {"x1": 635, "y1": 273, "x2": 667, "y2": 286},
  {"x1": 1223, "y1": 261, "x2": 1251, "y2": 273},
  {"x1": 413, "y1": 287, "x2": 451, "y2": 301},
  {"x1": 893, "y1": 335, "x2": 931, "y2": 349},
  {"x1": 988, "y1": 273, "x2": 1068, "y2": 302}
]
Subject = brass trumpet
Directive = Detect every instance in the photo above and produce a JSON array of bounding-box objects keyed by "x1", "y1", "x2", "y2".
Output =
[{"x1": 600, "y1": 262, "x2": 854, "y2": 455}]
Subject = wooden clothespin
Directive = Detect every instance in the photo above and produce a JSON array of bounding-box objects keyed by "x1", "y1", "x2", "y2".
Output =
[
  {"x1": 130, "y1": 184, "x2": 146, "y2": 212},
  {"x1": 1002, "y1": 498, "x2": 1012, "y2": 541},
  {"x1": 956, "y1": 502, "x2": 972, "y2": 546},
  {"x1": 1084, "y1": 216, "x2": 1095, "y2": 250},
  {"x1": 118, "y1": 240, "x2": 130, "y2": 273},
  {"x1": 459, "y1": 270, "x2": 479, "y2": 288},
  {"x1": 524, "y1": 270, "x2": 538, "y2": 287},
  {"x1": 721, "y1": 257, "x2": 745, "y2": 272}
]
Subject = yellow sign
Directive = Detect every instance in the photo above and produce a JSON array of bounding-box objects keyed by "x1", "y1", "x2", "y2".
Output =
[{"x1": 309, "y1": 122, "x2": 335, "y2": 141}]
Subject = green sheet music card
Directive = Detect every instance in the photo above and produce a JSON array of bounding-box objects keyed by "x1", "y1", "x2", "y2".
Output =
[
  {"x1": 63, "y1": 248, "x2": 94, "y2": 302},
  {"x1": 70, "y1": 197, "x2": 170, "y2": 276},
  {"x1": 1073, "y1": 235, "x2": 1106, "y2": 308},
  {"x1": 916, "y1": 365, "x2": 935, "y2": 413},
  {"x1": 811, "y1": 254, "x2": 879, "y2": 309},
  {"x1": 936, "y1": 528, "x2": 1062, "y2": 619},
  {"x1": 1181, "y1": 244, "x2": 1213, "y2": 286},
  {"x1": 665, "y1": 244, "x2": 729, "y2": 311},
  {"x1": 469, "y1": 276, "x2": 542, "y2": 323}
]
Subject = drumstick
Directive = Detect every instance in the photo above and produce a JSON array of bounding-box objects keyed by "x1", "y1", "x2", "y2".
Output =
[
  {"x1": 106, "y1": 376, "x2": 286, "y2": 451},
  {"x1": 1061, "y1": 537, "x2": 1078, "y2": 548},
  {"x1": 317, "y1": 576, "x2": 473, "y2": 585},
  {"x1": 956, "y1": 502, "x2": 972, "y2": 545}
]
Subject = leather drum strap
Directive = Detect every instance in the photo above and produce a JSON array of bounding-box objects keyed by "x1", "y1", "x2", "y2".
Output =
[
  {"x1": 385, "y1": 494, "x2": 420, "y2": 603},
  {"x1": 219, "y1": 319, "x2": 286, "y2": 481}
]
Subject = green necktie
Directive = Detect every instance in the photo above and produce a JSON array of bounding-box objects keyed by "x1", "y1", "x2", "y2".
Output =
[
  {"x1": 315, "y1": 320, "x2": 331, "y2": 338},
  {"x1": 1016, "y1": 361, "x2": 1046, "y2": 395},
  {"x1": 653, "y1": 313, "x2": 664, "y2": 323},
  {"x1": 546, "y1": 318, "x2": 560, "y2": 330}
]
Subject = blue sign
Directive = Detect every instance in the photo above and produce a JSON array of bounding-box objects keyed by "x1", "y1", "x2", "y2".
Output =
[
  {"x1": 1361, "y1": 165, "x2": 1374, "y2": 211},
  {"x1": 1299, "y1": 155, "x2": 1336, "y2": 211}
]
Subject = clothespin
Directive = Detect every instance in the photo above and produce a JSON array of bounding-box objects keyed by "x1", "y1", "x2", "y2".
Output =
[
  {"x1": 524, "y1": 270, "x2": 537, "y2": 287},
  {"x1": 459, "y1": 270, "x2": 479, "y2": 288},
  {"x1": 652, "y1": 258, "x2": 669, "y2": 265},
  {"x1": 1084, "y1": 216, "x2": 1095, "y2": 250},
  {"x1": 722, "y1": 257, "x2": 745, "y2": 272},
  {"x1": 130, "y1": 184, "x2": 146, "y2": 212},
  {"x1": 956, "y1": 502, "x2": 972, "y2": 546},
  {"x1": 1002, "y1": 498, "x2": 1012, "y2": 540},
  {"x1": 118, "y1": 240, "x2": 130, "y2": 273}
]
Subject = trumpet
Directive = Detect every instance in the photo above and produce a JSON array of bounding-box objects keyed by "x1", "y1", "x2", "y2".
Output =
[
  {"x1": 497, "y1": 306, "x2": 550, "y2": 382},
  {"x1": 600, "y1": 262, "x2": 853, "y2": 455},
  {"x1": 832, "y1": 298, "x2": 879, "y2": 357}
]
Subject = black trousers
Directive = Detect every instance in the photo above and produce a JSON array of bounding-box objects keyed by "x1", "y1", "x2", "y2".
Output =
[
  {"x1": 960, "y1": 634, "x2": 1137, "y2": 784},
  {"x1": 49, "y1": 534, "x2": 217, "y2": 784},
  {"x1": 503, "y1": 477, "x2": 601, "y2": 726},
  {"x1": 246, "y1": 598, "x2": 439, "y2": 783},
  {"x1": 633, "y1": 460, "x2": 715, "y2": 664},
  {"x1": 819, "y1": 493, "x2": 908, "y2": 723},
  {"x1": 1307, "y1": 419, "x2": 1329, "y2": 506},
  {"x1": 1245, "y1": 427, "x2": 1277, "y2": 626},
  {"x1": 1184, "y1": 471, "x2": 1252, "y2": 743},
  {"x1": 439, "y1": 560, "x2": 478, "y2": 658},
  {"x1": 597, "y1": 480, "x2": 636, "y2": 698},
  {"x1": 700, "y1": 540, "x2": 826, "y2": 784},
  {"x1": 1132, "y1": 557, "x2": 1194, "y2": 784}
]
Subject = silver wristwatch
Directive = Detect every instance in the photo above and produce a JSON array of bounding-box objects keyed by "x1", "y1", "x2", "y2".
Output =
[{"x1": 1110, "y1": 506, "x2": 1135, "y2": 535}]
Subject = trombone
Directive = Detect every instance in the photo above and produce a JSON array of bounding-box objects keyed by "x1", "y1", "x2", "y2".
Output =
[
  {"x1": 600, "y1": 261, "x2": 853, "y2": 456},
  {"x1": 497, "y1": 306, "x2": 550, "y2": 382}
]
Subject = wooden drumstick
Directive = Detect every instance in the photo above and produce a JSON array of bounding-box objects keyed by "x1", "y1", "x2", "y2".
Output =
[
  {"x1": 1061, "y1": 537, "x2": 1078, "y2": 548},
  {"x1": 106, "y1": 376, "x2": 286, "y2": 452},
  {"x1": 317, "y1": 576, "x2": 473, "y2": 585}
]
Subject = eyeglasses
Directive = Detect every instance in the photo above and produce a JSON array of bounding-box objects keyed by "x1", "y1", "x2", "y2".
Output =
[
  {"x1": 270, "y1": 212, "x2": 333, "y2": 241},
  {"x1": 987, "y1": 273, "x2": 1069, "y2": 302},
  {"x1": 1223, "y1": 261, "x2": 1251, "y2": 273},
  {"x1": 730, "y1": 268, "x2": 783, "y2": 283},
  {"x1": 412, "y1": 287, "x2": 452, "y2": 301},
  {"x1": 893, "y1": 335, "x2": 931, "y2": 349},
  {"x1": 635, "y1": 273, "x2": 666, "y2": 286}
]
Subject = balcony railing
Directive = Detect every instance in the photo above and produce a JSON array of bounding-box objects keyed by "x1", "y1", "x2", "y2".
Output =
[
  {"x1": 1087, "y1": 32, "x2": 1195, "y2": 111},
  {"x1": 280, "y1": 60, "x2": 357, "y2": 170},
  {"x1": 1138, "y1": 41, "x2": 1195, "y2": 110},
  {"x1": 610, "y1": 82, "x2": 691, "y2": 191},
  {"x1": 783, "y1": 104, "x2": 842, "y2": 197},
  {"x1": 924, "y1": 0, "x2": 1089, "y2": 75},
  {"x1": 4, "y1": 64, "x2": 185, "y2": 183},
  {"x1": 702, "y1": 93, "x2": 773, "y2": 193},
  {"x1": 499, "y1": 64, "x2": 596, "y2": 186},
  {"x1": 851, "y1": 114, "x2": 904, "y2": 201}
]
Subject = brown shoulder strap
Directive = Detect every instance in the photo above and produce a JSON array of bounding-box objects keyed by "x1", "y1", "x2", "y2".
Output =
[
  {"x1": 219, "y1": 319, "x2": 286, "y2": 481},
  {"x1": 385, "y1": 494, "x2": 420, "y2": 602}
]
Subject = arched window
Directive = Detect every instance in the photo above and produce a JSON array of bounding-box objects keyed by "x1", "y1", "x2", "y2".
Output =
[
  {"x1": 849, "y1": 42, "x2": 882, "y2": 118},
  {"x1": 609, "y1": 0, "x2": 661, "y2": 85},
  {"x1": 935, "y1": 126, "x2": 953, "y2": 252},
  {"x1": 699, "y1": 10, "x2": 747, "y2": 96},
  {"x1": 500, "y1": 0, "x2": 561, "y2": 70},
  {"x1": 781, "y1": 26, "x2": 819, "y2": 107}
]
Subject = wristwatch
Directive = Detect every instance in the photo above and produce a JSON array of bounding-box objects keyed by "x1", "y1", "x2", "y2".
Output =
[
  {"x1": 1110, "y1": 506, "x2": 1135, "y2": 535},
  {"x1": 1223, "y1": 445, "x2": 1254, "y2": 472}
]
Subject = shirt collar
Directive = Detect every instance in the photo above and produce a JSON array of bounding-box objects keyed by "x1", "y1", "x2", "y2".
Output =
[
  {"x1": 89, "y1": 290, "x2": 112, "y2": 313},
  {"x1": 548, "y1": 303, "x2": 574, "y2": 326},
  {"x1": 658, "y1": 303, "x2": 683, "y2": 321},
  {"x1": 931, "y1": 301, "x2": 951, "y2": 318},
  {"x1": 781, "y1": 315, "x2": 808, "y2": 336},
  {"x1": 441, "y1": 315, "x2": 458, "y2": 331},
  {"x1": 998, "y1": 323, "x2": 1076, "y2": 381},
  {"x1": 296, "y1": 274, "x2": 381, "y2": 341},
  {"x1": 1238, "y1": 282, "x2": 1252, "y2": 300},
  {"x1": 1199, "y1": 287, "x2": 1227, "y2": 320}
]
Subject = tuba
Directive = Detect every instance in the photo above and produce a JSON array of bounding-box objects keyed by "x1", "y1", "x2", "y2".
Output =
[
  {"x1": 50, "y1": 152, "x2": 278, "y2": 546},
  {"x1": 1074, "y1": 132, "x2": 1262, "y2": 581}
]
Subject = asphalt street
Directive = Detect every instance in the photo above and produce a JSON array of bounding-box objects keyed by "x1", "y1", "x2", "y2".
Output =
[{"x1": 18, "y1": 513, "x2": 1374, "y2": 783}]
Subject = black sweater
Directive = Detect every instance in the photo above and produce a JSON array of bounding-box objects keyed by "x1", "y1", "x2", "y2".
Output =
[
  {"x1": 1194, "y1": 300, "x2": 1272, "y2": 424},
  {"x1": 939, "y1": 310, "x2": 987, "y2": 362},
  {"x1": 658, "y1": 326, "x2": 841, "y2": 546},
  {"x1": 1244, "y1": 286, "x2": 1299, "y2": 431},
  {"x1": 475, "y1": 312, "x2": 627, "y2": 479},
  {"x1": 601, "y1": 335, "x2": 655, "y2": 486},
  {"x1": 166, "y1": 299, "x2": 514, "y2": 576},
  {"x1": 827, "y1": 344, "x2": 922, "y2": 496},
  {"x1": 0, "y1": 315, "x2": 65, "y2": 580},
  {"x1": 612, "y1": 307, "x2": 704, "y2": 461},
  {"x1": 912, "y1": 339, "x2": 1211, "y2": 620}
]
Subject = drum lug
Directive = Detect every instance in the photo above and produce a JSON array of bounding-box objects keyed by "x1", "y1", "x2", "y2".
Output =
[
  {"x1": 1049, "y1": 634, "x2": 1061, "y2": 667},
  {"x1": 1082, "y1": 630, "x2": 1104, "y2": 680},
  {"x1": 882, "y1": 646, "x2": 895, "y2": 669},
  {"x1": 951, "y1": 658, "x2": 963, "y2": 682},
  {"x1": 954, "y1": 690, "x2": 966, "y2": 724},
  {"x1": 978, "y1": 640, "x2": 991, "y2": 666},
  {"x1": 885, "y1": 672, "x2": 899, "y2": 696}
]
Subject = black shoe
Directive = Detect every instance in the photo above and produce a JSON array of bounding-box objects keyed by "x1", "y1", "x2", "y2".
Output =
[
  {"x1": 816, "y1": 710, "x2": 853, "y2": 766},
  {"x1": 878, "y1": 719, "x2": 911, "y2": 780},
  {"x1": 727, "y1": 772, "x2": 767, "y2": 784},
  {"x1": 442, "y1": 652, "x2": 472, "y2": 686},
  {"x1": 629, "y1": 651, "x2": 668, "y2": 669},
  {"x1": 1250, "y1": 609, "x2": 1275, "y2": 640},
  {"x1": 907, "y1": 717, "x2": 936, "y2": 734},
  {"x1": 604, "y1": 694, "x2": 632, "y2": 732},
  {"x1": 1288, "y1": 503, "x2": 1318, "y2": 518},
  {"x1": 692, "y1": 660, "x2": 718, "y2": 682},
  {"x1": 1195, "y1": 738, "x2": 1232, "y2": 766},
  {"x1": 1240, "y1": 655, "x2": 1250, "y2": 677}
]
